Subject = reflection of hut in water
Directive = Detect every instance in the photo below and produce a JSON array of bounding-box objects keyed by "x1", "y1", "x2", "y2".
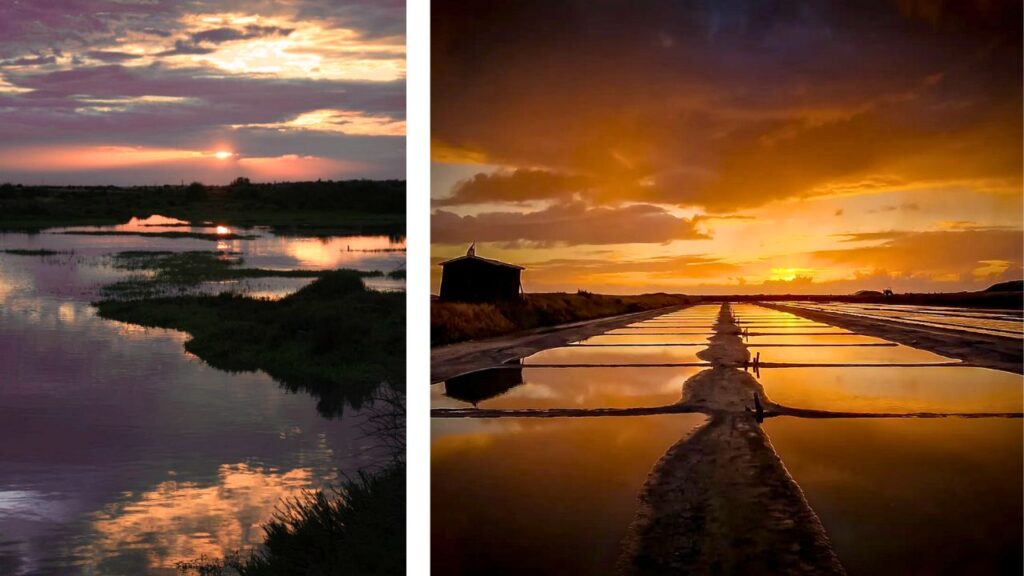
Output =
[
  {"x1": 439, "y1": 244, "x2": 524, "y2": 302},
  {"x1": 443, "y1": 365, "x2": 525, "y2": 406}
]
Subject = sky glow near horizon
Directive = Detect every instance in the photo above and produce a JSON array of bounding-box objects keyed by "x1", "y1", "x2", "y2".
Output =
[
  {"x1": 430, "y1": 0, "x2": 1022, "y2": 295},
  {"x1": 0, "y1": 0, "x2": 405, "y2": 185}
]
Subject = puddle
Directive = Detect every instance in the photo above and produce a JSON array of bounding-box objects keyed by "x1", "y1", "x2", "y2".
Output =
[
  {"x1": 523, "y1": 345, "x2": 707, "y2": 365},
  {"x1": 764, "y1": 417, "x2": 1023, "y2": 575},
  {"x1": 431, "y1": 366, "x2": 704, "y2": 409},
  {"x1": 432, "y1": 414, "x2": 707, "y2": 575},
  {"x1": 758, "y1": 366, "x2": 1023, "y2": 413}
]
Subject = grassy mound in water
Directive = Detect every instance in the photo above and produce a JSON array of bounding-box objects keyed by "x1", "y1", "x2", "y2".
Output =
[
  {"x1": 100, "y1": 250, "x2": 387, "y2": 299},
  {"x1": 95, "y1": 270, "x2": 405, "y2": 417},
  {"x1": 176, "y1": 462, "x2": 406, "y2": 576},
  {"x1": 431, "y1": 292, "x2": 695, "y2": 346}
]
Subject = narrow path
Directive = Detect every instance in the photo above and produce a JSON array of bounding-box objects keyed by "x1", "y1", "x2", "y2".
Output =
[{"x1": 618, "y1": 303, "x2": 846, "y2": 575}]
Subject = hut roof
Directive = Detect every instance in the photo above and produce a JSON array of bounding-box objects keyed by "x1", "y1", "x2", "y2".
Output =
[{"x1": 439, "y1": 253, "x2": 524, "y2": 270}]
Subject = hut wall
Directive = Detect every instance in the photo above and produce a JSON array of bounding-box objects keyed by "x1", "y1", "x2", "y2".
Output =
[{"x1": 439, "y1": 259, "x2": 521, "y2": 302}]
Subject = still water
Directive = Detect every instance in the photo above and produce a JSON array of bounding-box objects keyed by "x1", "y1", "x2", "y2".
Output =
[
  {"x1": 431, "y1": 366, "x2": 704, "y2": 409},
  {"x1": 758, "y1": 366, "x2": 1023, "y2": 413},
  {"x1": 765, "y1": 417, "x2": 1023, "y2": 575},
  {"x1": 432, "y1": 414, "x2": 707, "y2": 575},
  {"x1": 0, "y1": 221, "x2": 404, "y2": 575},
  {"x1": 433, "y1": 302, "x2": 1022, "y2": 574}
]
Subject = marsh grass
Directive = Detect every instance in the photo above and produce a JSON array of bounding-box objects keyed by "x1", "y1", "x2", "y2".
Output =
[
  {"x1": 432, "y1": 292, "x2": 695, "y2": 345},
  {"x1": 175, "y1": 463, "x2": 406, "y2": 576},
  {"x1": 101, "y1": 250, "x2": 384, "y2": 299},
  {"x1": 96, "y1": 270, "x2": 404, "y2": 417}
]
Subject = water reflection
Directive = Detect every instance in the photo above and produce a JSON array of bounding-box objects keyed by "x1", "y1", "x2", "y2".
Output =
[
  {"x1": 432, "y1": 366, "x2": 704, "y2": 409},
  {"x1": 432, "y1": 415, "x2": 707, "y2": 575},
  {"x1": 758, "y1": 366, "x2": 1023, "y2": 413},
  {"x1": 0, "y1": 223, "x2": 393, "y2": 573},
  {"x1": 79, "y1": 463, "x2": 323, "y2": 572},
  {"x1": 753, "y1": 344, "x2": 954, "y2": 364},
  {"x1": 764, "y1": 417, "x2": 1023, "y2": 575},
  {"x1": 523, "y1": 345, "x2": 707, "y2": 365}
]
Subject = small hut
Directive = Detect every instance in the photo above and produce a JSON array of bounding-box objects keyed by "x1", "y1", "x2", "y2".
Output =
[{"x1": 438, "y1": 244, "x2": 523, "y2": 302}]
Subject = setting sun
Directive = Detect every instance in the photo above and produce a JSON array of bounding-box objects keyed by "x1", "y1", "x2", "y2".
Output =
[
  {"x1": 215, "y1": 225, "x2": 231, "y2": 235},
  {"x1": 214, "y1": 151, "x2": 233, "y2": 160}
]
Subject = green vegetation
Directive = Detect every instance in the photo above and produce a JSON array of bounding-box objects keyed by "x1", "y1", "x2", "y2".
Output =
[
  {"x1": 432, "y1": 292, "x2": 695, "y2": 346},
  {"x1": 96, "y1": 270, "x2": 404, "y2": 417},
  {"x1": 0, "y1": 180, "x2": 404, "y2": 234},
  {"x1": 1, "y1": 248, "x2": 70, "y2": 256}
]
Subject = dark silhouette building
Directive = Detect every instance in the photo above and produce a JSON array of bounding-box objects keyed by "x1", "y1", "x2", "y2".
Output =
[{"x1": 439, "y1": 244, "x2": 523, "y2": 302}]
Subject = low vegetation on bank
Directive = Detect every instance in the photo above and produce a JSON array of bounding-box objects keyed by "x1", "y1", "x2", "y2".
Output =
[
  {"x1": 704, "y1": 288, "x2": 1024, "y2": 310},
  {"x1": 96, "y1": 270, "x2": 405, "y2": 418},
  {"x1": 431, "y1": 292, "x2": 695, "y2": 346},
  {"x1": 177, "y1": 462, "x2": 406, "y2": 576},
  {"x1": 0, "y1": 179, "x2": 405, "y2": 235},
  {"x1": 101, "y1": 250, "x2": 365, "y2": 299}
]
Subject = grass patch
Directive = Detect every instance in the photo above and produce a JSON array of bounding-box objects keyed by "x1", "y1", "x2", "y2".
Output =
[
  {"x1": 176, "y1": 462, "x2": 406, "y2": 576},
  {"x1": 1, "y1": 248, "x2": 70, "y2": 256},
  {"x1": 432, "y1": 292, "x2": 695, "y2": 345},
  {"x1": 101, "y1": 250, "x2": 384, "y2": 299},
  {"x1": 95, "y1": 270, "x2": 404, "y2": 417}
]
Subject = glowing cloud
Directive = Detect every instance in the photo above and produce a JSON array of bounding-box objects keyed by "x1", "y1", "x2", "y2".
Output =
[{"x1": 233, "y1": 109, "x2": 406, "y2": 136}]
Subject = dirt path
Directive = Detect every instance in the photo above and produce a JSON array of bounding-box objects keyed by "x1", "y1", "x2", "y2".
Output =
[
  {"x1": 430, "y1": 305, "x2": 686, "y2": 382},
  {"x1": 762, "y1": 302, "x2": 1022, "y2": 374},
  {"x1": 618, "y1": 304, "x2": 846, "y2": 575}
]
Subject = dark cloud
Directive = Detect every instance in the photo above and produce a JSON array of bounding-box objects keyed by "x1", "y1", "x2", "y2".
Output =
[
  {"x1": 0, "y1": 0, "x2": 405, "y2": 184},
  {"x1": 85, "y1": 50, "x2": 141, "y2": 62},
  {"x1": 435, "y1": 169, "x2": 592, "y2": 206},
  {"x1": 3, "y1": 55, "x2": 57, "y2": 66},
  {"x1": 432, "y1": 201, "x2": 708, "y2": 246},
  {"x1": 433, "y1": 0, "x2": 1021, "y2": 211}
]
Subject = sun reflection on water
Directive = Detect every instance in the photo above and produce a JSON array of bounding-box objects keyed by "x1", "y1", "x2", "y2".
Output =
[{"x1": 79, "y1": 463, "x2": 325, "y2": 569}]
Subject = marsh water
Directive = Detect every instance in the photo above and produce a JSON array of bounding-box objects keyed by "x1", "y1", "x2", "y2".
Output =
[
  {"x1": 0, "y1": 218, "x2": 405, "y2": 575},
  {"x1": 432, "y1": 303, "x2": 1023, "y2": 575}
]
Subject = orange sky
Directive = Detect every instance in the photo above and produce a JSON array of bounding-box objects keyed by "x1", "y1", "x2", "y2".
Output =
[{"x1": 430, "y1": 0, "x2": 1022, "y2": 295}]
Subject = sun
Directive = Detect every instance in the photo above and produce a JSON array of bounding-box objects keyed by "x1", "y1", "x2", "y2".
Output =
[{"x1": 214, "y1": 150, "x2": 233, "y2": 160}]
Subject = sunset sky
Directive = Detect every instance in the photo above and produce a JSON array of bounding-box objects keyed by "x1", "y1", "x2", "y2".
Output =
[
  {"x1": 0, "y1": 0, "x2": 404, "y2": 184},
  {"x1": 431, "y1": 0, "x2": 1022, "y2": 295}
]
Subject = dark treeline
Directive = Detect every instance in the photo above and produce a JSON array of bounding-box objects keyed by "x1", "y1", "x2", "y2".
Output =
[
  {"x1": 0, "y1": 179, "x2": 405, "y2": 233},
  {"x1": 696, "y1": 290, "x2": 1023, "y2": 310}
]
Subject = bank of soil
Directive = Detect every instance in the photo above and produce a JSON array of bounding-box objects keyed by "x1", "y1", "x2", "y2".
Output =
[{"x1": 430, "y1": 306, "x2": 685, "y2": 382}]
